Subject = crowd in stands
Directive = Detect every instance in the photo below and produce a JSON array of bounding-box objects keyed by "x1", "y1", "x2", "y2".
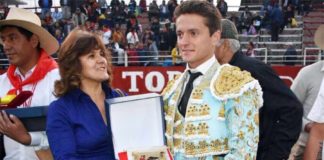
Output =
[
  {"x1": 0, "y1": 0, "x2": 315, "y2": 67},
  {"x1": 223, "y1": 0, "x2": 311, "y2": 41},
  {"x1": 0, "y1": 0, "x2": 179, "y2": 67},
  {"x1": 49, "y1": 0, "x2": 180, "y2": 66}
]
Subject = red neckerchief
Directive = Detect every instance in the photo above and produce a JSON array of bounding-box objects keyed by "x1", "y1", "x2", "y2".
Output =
[
  {"x1": 6, "y1": 49, "x2": 57, "y2": 95},
  {"x1": 103, "y1": 28, "x2": 110, "y2": 32}
]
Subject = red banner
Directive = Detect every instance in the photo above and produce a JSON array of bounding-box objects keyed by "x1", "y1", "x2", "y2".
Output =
[
  {"x1": 111, "y1": 65, "x2": 303, "y2": 95},
  {"x1": 0, "y1": 66, "x2": 303, "y2": 95}
]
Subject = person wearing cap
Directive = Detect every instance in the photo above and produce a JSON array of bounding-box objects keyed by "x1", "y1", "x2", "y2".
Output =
[
  {"x1": 0, "y1": 8, "x2": 59, "y2": 159},
  {"x1": 162, "y1": 1, "x2": 262, "y2": 159},
  {"x1": 289, "y1": 25, "x2": 324, "y2": 160},
  {"x1": 283, "y1": 42, "x2": 298, "y2": 66},
  {"x1": 215, "y1": 19, "x2": 303, "y2": 160}
]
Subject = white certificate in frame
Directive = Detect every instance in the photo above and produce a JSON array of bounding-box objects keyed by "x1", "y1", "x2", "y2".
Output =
[{"x1": 106, "y1": 93, "x2": 166, "y2": 159}]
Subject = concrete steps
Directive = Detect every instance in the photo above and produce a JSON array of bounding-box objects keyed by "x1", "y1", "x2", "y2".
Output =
[{"x1": 302, "y1": 3, "x2": 324, "y2": 50}]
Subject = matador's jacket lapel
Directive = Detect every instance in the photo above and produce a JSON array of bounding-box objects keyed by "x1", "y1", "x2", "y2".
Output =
[{"x1": 162, "y1": 63, "x2": 263, "y2": 160}]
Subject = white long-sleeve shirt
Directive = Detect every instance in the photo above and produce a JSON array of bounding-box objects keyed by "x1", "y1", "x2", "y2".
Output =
[
  {"x1": 0, "y1": 67, "x2": 60, "y2": 160},
  {"x1": 308, "y1": 76, "x2": 324, "y2": 122},
  {"x1": 126, "y1": 32, "x2": 139, "y2": 44}
]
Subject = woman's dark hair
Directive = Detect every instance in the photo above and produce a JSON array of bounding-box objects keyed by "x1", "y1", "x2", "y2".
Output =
[{"x1": 54, "y1": 28, "x2": 113, "y2": 97}]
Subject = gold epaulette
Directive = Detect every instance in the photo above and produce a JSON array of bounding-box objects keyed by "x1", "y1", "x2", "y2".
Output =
[
  {"x1": 161, "y1": 74, "x2": 181, "y2": 96},
  {"x1": 211, "y1": 65, "x2": 255, "y2": 99}
]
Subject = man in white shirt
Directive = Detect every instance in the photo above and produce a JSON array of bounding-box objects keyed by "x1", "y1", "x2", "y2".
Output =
[
  {"x1": 126, "y1": 28, "x2": 139, "y2": 45},
  {"x1": 51, "y1": 7, "x2": 63, "y2": 23},
  {"x1": 289, "y1": 25, "x2": 324, "y2": 160},
  {"x1": 0, "y1": 8, "x2": 59, "y2": 160},
  {"x1": 102, "y1": 24, "x2": 112, "y2": 47},
  {"x1": 302, "y1": 25, "x2": 324, "y2": 160}
]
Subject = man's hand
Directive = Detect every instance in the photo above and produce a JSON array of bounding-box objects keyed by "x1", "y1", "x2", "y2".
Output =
[{"x1": 0, "y1": 110, "x2": 31, "y2": 145}]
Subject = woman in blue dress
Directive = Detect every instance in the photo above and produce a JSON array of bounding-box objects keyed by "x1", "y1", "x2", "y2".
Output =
[{"x1": 46, "y1": 28, "x2": 124, "y2": 159}]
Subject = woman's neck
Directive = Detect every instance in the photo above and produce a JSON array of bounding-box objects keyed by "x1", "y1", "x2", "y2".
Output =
[{"x1": 80, "y1": 81, "x2": 104, "y2": 100}]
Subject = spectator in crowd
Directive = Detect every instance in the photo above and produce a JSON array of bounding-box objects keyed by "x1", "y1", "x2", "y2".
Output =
[
  {"x1": 43, "y1": 11, "x2": 54, "y2": 35},
  {"x1": 0, "y1": 8, "x2": 59, "y2": 159},
  {"x1": 171, "y1": 44, "x2": 182, "y2": 66},
  {"x1": 0, "y1": 2, "x2": 5, "y2": 20},
  {"x1": 167, "y1": 0, "x2": 178, "y2": 21},
  {"x1": 100, "y1": 8, "x2": 114, "y2": 28},
  {"x1": 283, "y1": 4, "x2": 295, "y2": 28},
  {"x1": 160, "y1": 0, "x2": 170, "y2": 21},
  {"x1": 86, "y1": 4, "x2": 99, "y2": 23},
  {"x1": 139, "y1": 0, "x2": 147, "y2": 12},
  {"x1": 159, "y1": 24, "x2": 171, "y2": 51},
  {"x1": 217, "y1": 0, "x2": 228, "y2": 18},
  {"x1": 126, "y1": 14, "x2": 139, "y2": 33},
  {"x1": 142, "y1": 28, "x2": 154, "y2": 45},
  {"x1": 98, "y1": 0, "x2": 108, "y2": 10},
  {"x1": 148, "y1": 0, "x2": 160, "y2": 22},
  {"x1": 162, "y1": 2, "x2": 262, "y2": 159},
  {"x1": 283, "y1": 42, "x2": 298, "y2": 65},
  {"x1": 112, "y1": 24, "x2": 126, "y2": 48},
  {"x1": 113, "y1": 6, "x2": 127, "y2": 26},
  {"x1": 240, "y1": 6, "x2": 253, "y2": 34},
  {"x1": 52, "y1": 7, "x2": 63, "y2": 23},
  {"x1": 215, "y1": 19, "x2": 303, "y2": 160},
  {"x1": 259, "y1": 5, "x2": 266, "y2": 17},
  {"x1": 245, "y1": 41, "x2": 256, "y2": 57},
  {"x1": 150, "y1": 17, "x2": 160, "y2": 45},
  {"x1": 38, "y1": 0, "x2": 53, "y2": 19},
  {"x1": 102, "y1": 24, "x2": 112, "y2": 47},
  {"x1": 147, "y1": 36, "x2": 159, "y2": 66},
  {"x1": 261, "y1": 6, "x2": 272, "y2": 31},
  {"x1": 53, "y1": 21, "x2": 64, "y2": 33},
  {"x1": 127, "y1": 43, "x2": 139, "y2": 66},
  {"x1": 72, "y1": 8, "x2": 87, "y2": 27},
  {"x1": 60, "y1": 0, "x2": 73, "y2": 19},
  {"x1": 229, "y1": 13, "x2": 241, "y2": 33},
  {"x1": 120, "y1": 0, "x2": 127, "y2": 11},
  {"x1": 167, "y1": 23, "x2": 177, "y2": 51},
  {"x1": 289, "y1": 25, "x2": 324, "y2": 160},
  {"x1": 128, "y1": 0, "x2": 137, "y2": 15},
  {"x1": 111, "y1": 38, "x2": 126, "y2": 66},
  {"x1": 84, "y1": 20, "x2": 93, "y2": 32},
  {"x1": 47, "y1": 29, "x2": 123, "y2": 159},
  {"x1": 110, "y1": 0, "x2": 120, "y2": 13},
  {"x1": 252, "y1": 14, "x2": 262, "y2": 33},
  {"x1": 269, "y1": 3, "x2": 283, "y2": 41},
  {"x1": 126, "y1": 28, "x2": 139, "y2": 45},
  {"x1": 62, "y1": 18, "x2": 73, "y2": 38},
  {"x1": 54, "y1": 28, "x2": 64, "y2": 45},
  {"x1": 299, "y1": 1, "x2": 311, "y2": 16},
  {"x1": 93, "y1": 22, "x2": 103, "y2": 36},
  {"x1": 136, "y1": 42, "x2": 147, "y2": 66},
  {"x1": 72, "y1": 0, "x2": 86, "y2": 13},
  {"x1": 247, "y1": 23, "x2": 257, "y2": 35},
  {"x1": 80, "y1": 3, "x2": 89, "y2": 15}
]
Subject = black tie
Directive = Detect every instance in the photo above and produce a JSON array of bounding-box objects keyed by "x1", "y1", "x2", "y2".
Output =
[{"x1": 178, "y1": 71, "x2": 202, "y2": 117}]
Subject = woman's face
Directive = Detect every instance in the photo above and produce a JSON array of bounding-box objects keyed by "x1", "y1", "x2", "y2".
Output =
[{"x1": 79, "y1": 49, "x2": 109, "y2": 84}]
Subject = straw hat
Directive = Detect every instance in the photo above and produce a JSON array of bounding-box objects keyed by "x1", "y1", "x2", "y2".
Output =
[
  {"x1": 314, "y1": 25, "x2": 324, "y2": 50},
  {"x1": 0, "y1": 8, "x2": 59, "y2": 55}
]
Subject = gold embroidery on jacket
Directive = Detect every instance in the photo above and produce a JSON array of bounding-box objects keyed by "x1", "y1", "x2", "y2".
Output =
[{"x1": 213, "y1": 66, "x2": 254, "y2": 96}]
